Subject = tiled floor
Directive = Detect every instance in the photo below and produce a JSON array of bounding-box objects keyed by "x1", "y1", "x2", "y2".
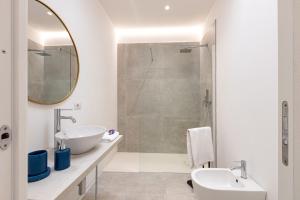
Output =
[
  {"x1": 103, "y1": 152, "x2": 191, "y2": 173},
  {"x1": 83, "y1": 172, "x2": 196, "y2": 200}
]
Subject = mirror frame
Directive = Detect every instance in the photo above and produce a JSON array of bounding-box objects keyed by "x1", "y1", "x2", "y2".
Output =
[{"x1": 28, "y1": 0, "x2": 80, "y2": 105}]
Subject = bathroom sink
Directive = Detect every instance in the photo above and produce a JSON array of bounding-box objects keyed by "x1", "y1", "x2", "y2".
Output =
[
  {"x1": 191, "y1": 168, "x2": 266, "y2": 200},
  {"x1": 55, "y1": 126, "x2": 106, "y2": 155}
]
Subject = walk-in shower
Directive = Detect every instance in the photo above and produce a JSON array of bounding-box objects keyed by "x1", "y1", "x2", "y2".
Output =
[{"x1": 104, "y1": 25, "x2": 216, "y2": 173}]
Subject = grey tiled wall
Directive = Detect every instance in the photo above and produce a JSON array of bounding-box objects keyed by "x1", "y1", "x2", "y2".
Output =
[
  {"x1": 43, "y1": 46, "x2": 77, "y2": 103},
  {"x1": 118, "y1": 43, "x2": 212, "y2": 153},
  {"x1": 28, "y1": 40, "x2": 45, "y2": 100}
]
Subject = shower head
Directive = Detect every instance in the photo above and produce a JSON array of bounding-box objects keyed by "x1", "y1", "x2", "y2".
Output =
[
  {"x1": 178, "y1": 44, "x2": 209, "y2": 53},
  {"x1": 35, "y1": 52, "x2": 51, "y2": 56},
  {"x1": 179, "y1": 48, "x2": 193, "y2": 53},
  {"x1": 28, "y1": 49, "x2": 51, "y2": 56}
]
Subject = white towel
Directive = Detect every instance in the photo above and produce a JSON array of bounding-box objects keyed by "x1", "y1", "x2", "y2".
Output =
[
  {"x1": 187, "y1": 127, "x2": 214, "y2": 168},
  {"x1": 102, "y1": 131, "x2": 119, "y2": 142}
]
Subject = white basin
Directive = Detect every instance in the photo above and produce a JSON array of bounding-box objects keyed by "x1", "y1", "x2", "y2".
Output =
[
  {"x1": 191, "y1": 168, "x2": 266, "y2": 200},
  {"x1": 55, "y1": 126, "x2": 106, "y2": 155}
]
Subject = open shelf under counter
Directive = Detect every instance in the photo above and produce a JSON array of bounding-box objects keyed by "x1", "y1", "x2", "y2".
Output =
[{"x1": 28, "y1": 135, "x2": 123, "y2": 200}]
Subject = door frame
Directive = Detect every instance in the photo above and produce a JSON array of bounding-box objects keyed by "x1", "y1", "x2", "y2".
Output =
[
  {"x1": 11, "y1": 0, "x2": 28, "y2": 199},
  {"x1": 213, "y1": 20, "x2": 217, "y2": 167},
  {"x1": 278, "y1": 0, "x2": 294, "y2": 199}
]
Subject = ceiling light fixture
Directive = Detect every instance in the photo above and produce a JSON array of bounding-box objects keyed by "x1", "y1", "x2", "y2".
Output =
[
  {"x1": 164, "y1": 5, "x2": 171, "y2": 11},
  {"x1": 47, "y1": 11, "x2": 53, "y2": 16}
]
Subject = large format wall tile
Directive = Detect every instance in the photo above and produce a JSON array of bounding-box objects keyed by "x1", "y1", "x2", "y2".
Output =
[
  {"x1": 160, "y1": 79, "x2": 201, "y2": 119},
  {"x1": 161, "y1": 117, "x2": 200, "y2": 153},
  {"x1": 126, "y1": 79, "x2": 162, "y2": 116},
  {"x1": 28, "y1": 40, "x2": 45, "y2": 100}
]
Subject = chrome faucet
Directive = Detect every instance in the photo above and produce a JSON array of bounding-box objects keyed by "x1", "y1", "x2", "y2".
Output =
[
  {"x1": 231, "y1": 160, "x2": 247, "y2": 179},
  {"x1": 54, "y1": 109, "x2": 76, "y2": 148}
]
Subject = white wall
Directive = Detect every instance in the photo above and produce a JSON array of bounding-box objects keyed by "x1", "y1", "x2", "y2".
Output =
[
  {"x1": 28, "y1": 25, "x2": 44, "y2": 45},
  {"x1": 205, "y1": 1, "x2": 278, "y2": 200},
  {"x1": 116, "y1": 26, "x2": 204, "y2": 43},
  {"x1": 27, "y1": 0, "x2": 117, "y2": 151}
]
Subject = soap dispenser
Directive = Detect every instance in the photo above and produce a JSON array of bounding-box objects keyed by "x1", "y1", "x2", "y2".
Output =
[{"x1": 55, "y1": 139, "x2": 71, "y2": 171}]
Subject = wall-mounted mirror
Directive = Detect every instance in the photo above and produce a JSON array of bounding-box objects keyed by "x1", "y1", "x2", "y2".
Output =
[{"x1": 28, "y1": 0, "x2": 79, "y2": 105}]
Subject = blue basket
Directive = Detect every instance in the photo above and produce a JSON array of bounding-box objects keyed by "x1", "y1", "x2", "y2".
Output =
[{"x1": 28, "y1": 150, "x2": 48, "y2": 176}]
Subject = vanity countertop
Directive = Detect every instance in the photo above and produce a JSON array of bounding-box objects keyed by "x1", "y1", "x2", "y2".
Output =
[{"x1": 28, "y1": 136, "x2": 123, "y2": 200}]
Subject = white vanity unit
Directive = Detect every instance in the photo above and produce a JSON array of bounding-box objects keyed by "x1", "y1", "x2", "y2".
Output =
[{"x1": 28, "y1": 136, "x2": 123, "y2": 200}]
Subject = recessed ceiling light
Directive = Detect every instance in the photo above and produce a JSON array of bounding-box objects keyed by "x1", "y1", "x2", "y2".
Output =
[
  {"x1": 47, "y1": 11, "x2": 53, "y2": 16},
  {"x1": 164, "y1": 5, "x2": 171, "y2": 11}
]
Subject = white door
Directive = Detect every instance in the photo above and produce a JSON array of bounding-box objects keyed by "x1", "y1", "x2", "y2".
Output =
[
  {"x1": 0, "y1": 0, "x2": 12, "y2": 199},
  {"x1": 294, "y1": 0, "x2": 300, "y2": 199}
]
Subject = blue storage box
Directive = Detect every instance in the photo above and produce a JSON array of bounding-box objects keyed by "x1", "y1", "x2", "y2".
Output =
[{"x1": 55, "y1": 148, "x2": 71, "y2": 171}]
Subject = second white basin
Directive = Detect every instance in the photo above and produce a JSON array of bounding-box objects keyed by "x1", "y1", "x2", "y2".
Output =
[
  {"x1": 55, "y1": 126, "x2": 106, "y2": 154},
  {"x1": 191, "y1": 168, "x2": 266, "y2": 200}
]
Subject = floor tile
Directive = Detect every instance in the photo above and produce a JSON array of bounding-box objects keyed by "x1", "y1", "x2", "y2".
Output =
[
  {"x1": 84, "y1": 172, "x2": 196, "y2": 200},
  {"x1": 103, "y1": 152, "x2": 191, "y2": 173}
]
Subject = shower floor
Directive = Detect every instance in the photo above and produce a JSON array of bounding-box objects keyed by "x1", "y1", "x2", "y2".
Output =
[
  {"x1": 103, "y1": 152, "x2": 191, "y2": 173},
  {"x1": 83, "y1": 172, "x2": 196, "y2": 200}
]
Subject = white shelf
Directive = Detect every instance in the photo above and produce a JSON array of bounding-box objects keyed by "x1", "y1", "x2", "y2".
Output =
[{"x1": 28, "y1": 136, "x2": 123, "y2": 200}]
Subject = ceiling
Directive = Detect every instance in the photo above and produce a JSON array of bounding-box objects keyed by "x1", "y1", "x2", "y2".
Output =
[
  {"x1": 28, "y1": 0, "x2": 66, "y2": 32},
  {"x1": 99, "y1": 0, "x2": 216, "y2": 28}
]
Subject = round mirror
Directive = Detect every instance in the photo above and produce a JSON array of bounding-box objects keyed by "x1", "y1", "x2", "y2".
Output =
[{"x1": 28, "y1": 0, "x2": 79, "y2": 105}]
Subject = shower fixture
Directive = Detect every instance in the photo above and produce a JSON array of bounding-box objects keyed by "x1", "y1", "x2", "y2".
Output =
[
  {"x1": 28, "y1": 47, "x2": 77, "y2": 57},
  {"x1": 180, "y1": 48, "x2": 193, "y2": 53},
  {"x1": 36, "y1": 52, "x2": 51, "y2": 56},
  {"x1": 178, "y1": 44, "x2": 209, "y2": 53},
  {"x1": 28, "y1": 49, "x2": 51, "y2": 57},
  {"x1": 149, "y1": 47, "x2": 154, "y2": 63},
  {"x1": 204, "y1": 89, "x2": 212, "y2": 107}
]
